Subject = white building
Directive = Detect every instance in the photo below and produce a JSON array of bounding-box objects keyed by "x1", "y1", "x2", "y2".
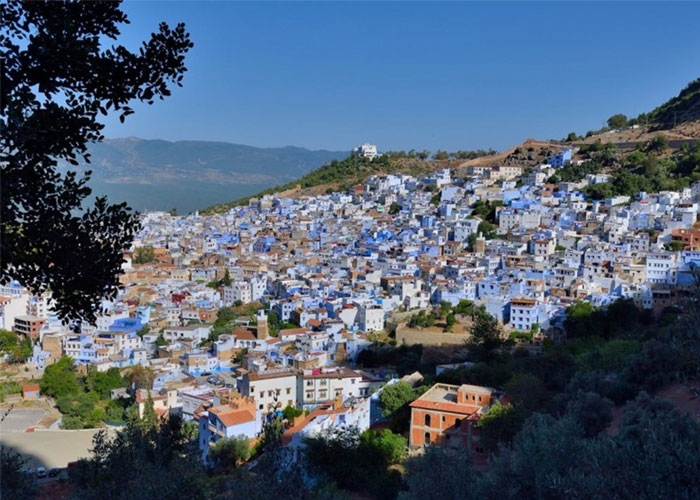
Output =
[
  {"x1": 224, "y1": 281, "x2": 252, "y2": 305},
  {"x1": 297, "y1": 367, "x2": 362, "y2": 409},
  {"x1": 239, "y1": 370, "x2": 298, "y2": 414},
  {"x1": 357, "y1": 305, "x2": 384, "y2": 332},
  {"x1": 352, "y1": 143, "x2": 378, "y2": 160},
  {"x1": 509, "y1": 298, "x2": 541, "y2": 332},
  {"x1": 646, "y1": 253, "x2": 677, "y2": 284}
]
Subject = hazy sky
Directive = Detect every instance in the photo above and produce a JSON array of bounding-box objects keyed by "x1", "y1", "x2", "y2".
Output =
[{"x1": 101, "y1": 1, "x2": 700, "y2": 152}]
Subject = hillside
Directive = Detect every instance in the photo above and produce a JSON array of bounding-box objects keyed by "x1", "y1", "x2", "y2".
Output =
[
  {"x1": 563, "y1": 76, "x2": 700, "y2": 145},
  {"x1": 202, "y1": 154, "x2": 442, "y2": 213},
  {"x1": 61, "y1": 138, "x2": 347, "y2": 213},
  {"x1": 647, "y1": 77, "x2": 700, "y2": 127}
]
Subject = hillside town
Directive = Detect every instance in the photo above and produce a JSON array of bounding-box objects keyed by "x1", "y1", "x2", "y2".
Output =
[{"x1": 2, "y1": 144, "x2": 700, "y2": 467}]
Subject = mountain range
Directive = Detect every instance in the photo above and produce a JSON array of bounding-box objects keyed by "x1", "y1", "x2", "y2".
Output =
[{"x1": 68, "y1": 138, "x2": 347, "y2": 213}]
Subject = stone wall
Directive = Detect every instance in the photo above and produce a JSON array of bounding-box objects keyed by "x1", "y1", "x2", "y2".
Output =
[{"x1": 396, "y1": 325, "x2": 470, "y2": 346}]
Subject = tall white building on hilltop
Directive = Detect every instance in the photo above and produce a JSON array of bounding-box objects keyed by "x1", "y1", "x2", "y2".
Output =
[{"x1": 353, "y1": 143, "x2": 378, "y2": 160}]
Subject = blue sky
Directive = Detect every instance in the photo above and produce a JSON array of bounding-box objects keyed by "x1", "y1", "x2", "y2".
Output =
[{"x1": 101, "y1": 1, "x2": 700, "y2": 152}]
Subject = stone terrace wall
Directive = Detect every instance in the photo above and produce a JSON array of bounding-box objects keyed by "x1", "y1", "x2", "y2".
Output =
[{"x1": 396, "y1": 325, "x2": 470, "y2": 346}]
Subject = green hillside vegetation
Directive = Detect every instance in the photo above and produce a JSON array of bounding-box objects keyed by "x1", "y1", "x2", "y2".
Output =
[
  {"x1": 203, "y1": 154, "x2": 436, "y2": 213},
  {"x1": 548, "y1": 140, "x2": 700, "y2": 200},
  {"x1": 644, "y1": 77, "x2": 700, "y2": 126},
  {"x1": 562, "y1": 76, "x2": 700, "y2": 140}
]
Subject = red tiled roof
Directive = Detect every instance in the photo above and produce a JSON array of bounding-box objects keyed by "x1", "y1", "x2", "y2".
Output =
[
  {"x1": 217, "y1": 410, "x2": 255, "y2": 427},
  {"x1": 409, "y1": 399, "x2": 482, "y2": 416}
]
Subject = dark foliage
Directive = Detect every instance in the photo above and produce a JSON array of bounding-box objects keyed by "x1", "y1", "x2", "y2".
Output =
[{"x1": 1, "y1": 1, "x2": 192, "y2": 321}]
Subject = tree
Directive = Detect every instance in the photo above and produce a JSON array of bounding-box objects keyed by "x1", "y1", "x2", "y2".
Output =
[
  {"x1": 360, "y1": 429, "x2": 407, "y2": 464},
  {"x1": 475, "y1": 401, "x2": 527, "y2": 453},
  {"x1": 305, "y1": 426, "x2": 404, "y2": 499},
  {"x1": 1, "y1": 446, "x2": 38, "y2": 500},
  {"x1": 124, "y1": 365, "x2": 155, "y2": 390},
  {"x1": 445, "y1": 313, "x2": 457, "y2": 332},
  {"x1": 133, "y1": 246, "x2": 157, "y2": 264},
  {"x1": 139, "y1": 394, "x2": 158, "y2": 432},
  {"x1": 86, "y1": 366, "x2": 123, "y2": 399},
  {"x1": 8, "y1": 336, "x2": 33, "y2": 364},
  {"x1": 607, "y1": 114, "x2": 628, "y2": 129},
  {"x1": 0, "y1": 329, "x2": 18, "y2": 352},
  {"x1": 208, "y1": 435, "x2": 250, "y2": 468},
  {"x1": 282, "y1": 405, "x2": 303, "y2": 421},
  {"x1": 221, "y1": 268, "x2": 232, "y2": 287},
  {"x1": 40, "y1": 355, "x2": 81, "y2": 399},
  {"x1": 400, "y1": 446, "x2": 478, "y2": 500},
  {"x1": 259, "y1": 418, "x2": 285, "y2": 449},
  {"x1": 666, "y1": 241, "x2": 685, "y2": 251},
  {"x1": 647, "y1": 135, "x2": 669, "y2": 152},
  {"x1": 1, "y1": 1, "x2": 193, "y2": 322},
  {"x1": 136, "y1": 324, "x2": 150, "y2": 338},
  {"x1": 563, "y1": 301, "x2": 599, "y2": 338},
  {"x1": 379, "y1": 382, "x2": 418, "y2": 418},
  {"x1": 467, "y1": 313, "x2": 504, "y2": 361},
  {"x1": 565, "y1": 390, "x2": 613, "y2": 437},
  {"x1": 504, "y1": 373, "x2": 549, "y2": 412},
  {"x1": 70, "y1": 414, "x2": 208, "y2": 500}
]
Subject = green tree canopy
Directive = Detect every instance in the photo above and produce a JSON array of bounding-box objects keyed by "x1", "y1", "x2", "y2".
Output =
[
  {"x1": 208, "y1": 435, "x2": 250, "y2": 468},
  {"x1": 379, "y1": 381, "x2": 419, "y2": 418},
  {"x1": 1, "y1": 1, "x2": 193, "y2": 321},
  {"x1": 607, "y1": 113, "x2": 628, "y2": 129},
  {"x1": 40, "y1": 355, "x2": 81, "y2": 399}
]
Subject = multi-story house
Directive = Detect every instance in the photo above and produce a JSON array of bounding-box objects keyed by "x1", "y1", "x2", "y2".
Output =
[
  {"x1": 297, "y1": 367, "x2": 362, "y2": 409},
  {"x1": 239, "y1": 370, "x2": 297, "y2": 414},
  {"x1": 409, "y1": 383, "x2": 500, "y2": 458}
]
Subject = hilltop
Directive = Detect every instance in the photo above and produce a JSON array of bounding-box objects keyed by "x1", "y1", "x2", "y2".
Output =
[
  {"x1": 202, "y1": 155, "x2": 438, "y2": 213},
  {"x1": 204, "y1": 78, "x2": 700, "y2": 213}
]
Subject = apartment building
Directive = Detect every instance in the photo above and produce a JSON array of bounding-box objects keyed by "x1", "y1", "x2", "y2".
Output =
[
  {"x1": 239, "y1": 370, "x2": 297, "y2": 414},
  {"x1": 297, "y1": 367, "x2": 362, "y2": 409}
]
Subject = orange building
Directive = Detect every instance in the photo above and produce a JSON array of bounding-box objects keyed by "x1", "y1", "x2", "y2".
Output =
[
  {"x1": 671, "y1": 228, "x2": 700, "y2": 250},
  {"x1": 409, "y1": 383, "x2": 499, "y2": 457}
]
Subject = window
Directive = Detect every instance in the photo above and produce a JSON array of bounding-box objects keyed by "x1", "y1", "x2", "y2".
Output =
[
  {"x1": 259, "y1": 392, "x2": 264, "y2": 399},
  {"x1": 424, "y1": 414, "x2": 431, "y2": 427},
  {"x1": 259, "y1": 404, "x2": 263, "y2": 410},
  {"x1": 286, "y1": 388, "x2": 291, "y2": 395},
  {"x1": 424, "y1": 432, "x2": 431, "y2": 444},
  {"x1": 306, "y1": 380, "x2": 313, "y2": 387},
  {"x1": 320, "y1": 379, "x2": 327, "y2": 386}
]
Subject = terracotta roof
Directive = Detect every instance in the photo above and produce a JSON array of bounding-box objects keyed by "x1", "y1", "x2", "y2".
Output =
[
  {"x1": 217, "y1": 410, "x2": 255, "y2": 427},
  {"x1": 23, "y1": 384, "x2": 40, "y2": 392},
  {"x1": 232, "y1": 327, "x2": 257, "y2": 341}
]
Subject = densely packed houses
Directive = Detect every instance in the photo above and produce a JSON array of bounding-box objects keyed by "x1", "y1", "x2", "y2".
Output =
[{"x1": 3, "y1": 152, "x2": 700, "y2": 458}]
